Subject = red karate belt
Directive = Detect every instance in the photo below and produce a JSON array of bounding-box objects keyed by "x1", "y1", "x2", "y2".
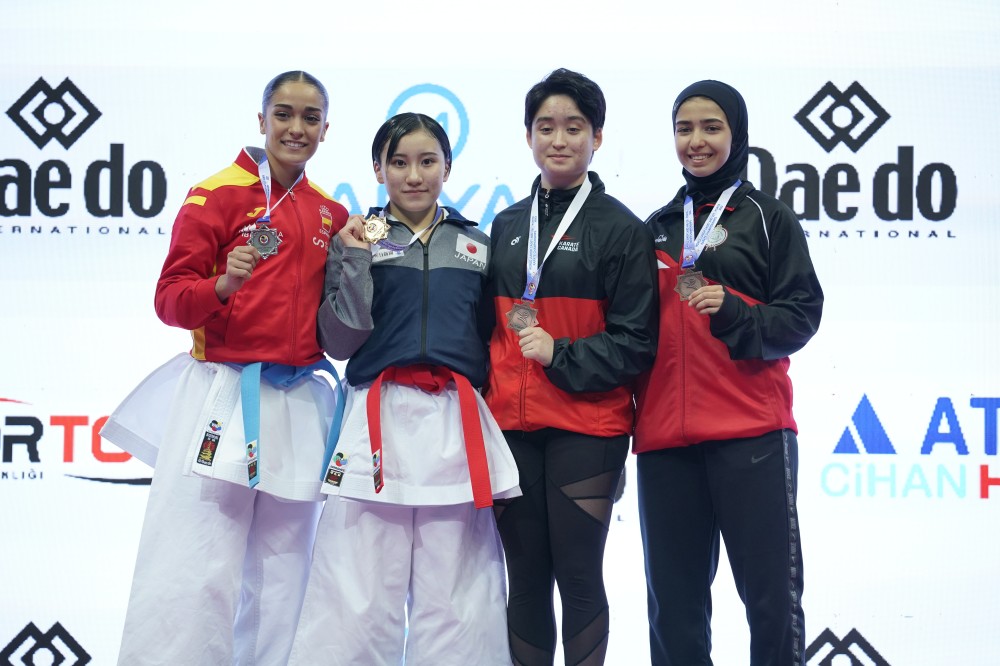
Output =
[{"x1": 366, "y1": 365, "x2": 493, "y2": 508}]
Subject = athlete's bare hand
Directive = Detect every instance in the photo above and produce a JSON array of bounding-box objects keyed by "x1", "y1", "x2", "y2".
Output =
[
  {"x1": 216, "y1": 245, "x2": 261, "y2": 302},
  {"x1": 339, "y1": 214, "x2": 372, "y2": 250},
  {"x1": 688, "y1": 284, "x2": 725, "y2": 315},
  {"x1": 518, "y1": 326, "x2": 554, "y2": 367}
]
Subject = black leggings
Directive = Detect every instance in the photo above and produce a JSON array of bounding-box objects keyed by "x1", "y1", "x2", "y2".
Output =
[{"x1": 495, "y1": 428, "x2": 629, "y2": 666}]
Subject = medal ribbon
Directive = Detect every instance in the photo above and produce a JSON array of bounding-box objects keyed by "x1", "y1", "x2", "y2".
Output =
[
  {"x1": 375, "y1": 205, "x2": 446, "y2": 253},
  {"x1": 681, "y1": 179, "x2": 741, "y2": 269},
  {"x1": 522, "y1": 177, "x2": 592, "y2": 301},
  {"x1": 239, "y1": 360, "x2": 346, "y2": 488},
  {"x1": 365, "y1": 365, "x2": 493, "y2": 509},
  {"x1": 257, "y1": 154, "x2": 304, "y2": 224}
]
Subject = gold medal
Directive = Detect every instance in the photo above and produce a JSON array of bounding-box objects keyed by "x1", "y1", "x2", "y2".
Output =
[
  {"x1": 506, "y1": 301, "x2": 539, "y2": 332},
  {"x1": 362, "y1": 214, "x2": 390, "y2": 244},
  {"x1": 675, "y1": 270, "x2": 708, "y2": 301}
]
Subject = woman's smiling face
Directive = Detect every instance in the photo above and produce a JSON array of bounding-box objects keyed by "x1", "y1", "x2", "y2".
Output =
[{"x1": 673, "y1": 96, "x2": 732, "y2": 178}]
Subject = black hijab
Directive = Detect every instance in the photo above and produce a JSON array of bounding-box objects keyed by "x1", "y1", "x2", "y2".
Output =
[{"x1": 672, "y1": 80, "x2": 749, "y2": 200}]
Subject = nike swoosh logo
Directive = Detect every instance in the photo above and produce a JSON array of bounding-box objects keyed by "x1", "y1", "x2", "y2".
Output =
[{"x1": 751, "y1": 451, "x2": 776, "y2": 464}]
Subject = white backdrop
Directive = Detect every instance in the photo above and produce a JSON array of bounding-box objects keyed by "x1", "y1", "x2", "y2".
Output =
[{"x1": 2, "y1": 1, "x2": 999, "y2": 664}]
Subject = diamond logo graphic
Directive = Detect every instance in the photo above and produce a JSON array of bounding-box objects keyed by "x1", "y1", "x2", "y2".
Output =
[
  {"x1": 806, "y1": 628, "x2": 891, "y2": 665},
  {"x1": 1, "y1": 622, "x2": 91, "y2": 665},
  {"x1": 6, "y1": 77, "x2": 102, "y2": 149},
  {"x1": 794, "y1": 82, "x2": 890, "y2": 153}
]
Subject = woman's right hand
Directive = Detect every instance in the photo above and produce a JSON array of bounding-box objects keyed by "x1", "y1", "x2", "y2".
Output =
[
  {"x1": 215, "y1": 245, "x2": 261, "y2": 302},
  {"x1": 339, "y1": 214, "x2": 372, "y2": 250}
]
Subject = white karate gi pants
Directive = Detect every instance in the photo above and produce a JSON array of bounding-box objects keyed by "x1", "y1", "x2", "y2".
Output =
[
  {"x1": 117, "y1": 384, "x2": 323, "y2": 666},
  {"x1": 289, "y1": 499, "x2": 512, "y2": 666}
]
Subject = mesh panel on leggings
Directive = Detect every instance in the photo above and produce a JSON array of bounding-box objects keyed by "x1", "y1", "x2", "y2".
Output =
[
  {"x1": 559, "y1": 469, "x2": 620, "y2": 525},
  {"x1": 509, "y1": 628, "x2": 554, "y2": 666},
  {"x1": 563, "y1": 606, "x2": 610, "y2": 666}
]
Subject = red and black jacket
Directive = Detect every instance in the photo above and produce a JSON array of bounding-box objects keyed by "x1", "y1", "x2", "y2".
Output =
[
  {"x1": 633, "y1": 180, "x2": 823, "y2": 452},
  {"x1": 485, "y1": 172, "x2": 658, "y2": 437}
]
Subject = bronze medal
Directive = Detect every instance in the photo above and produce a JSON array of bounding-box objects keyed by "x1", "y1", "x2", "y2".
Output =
[
  {"x1": 675, "y1": 270, "x2": 708, "y2": 301},
  {"x1": 506, "y1": 301, "x2": 539, "y2": 332},
  {"x1": 362, "y1": 214, "x2": 390, "y2": 244}
]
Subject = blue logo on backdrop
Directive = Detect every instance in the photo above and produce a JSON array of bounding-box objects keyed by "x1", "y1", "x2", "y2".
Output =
[
  {"x1": 821, "y1": 394, "x2": 1000, "y2": 499},
  {"x1": 387, "y1": 83, "x2": 470, "y2": 158},
  {"x1": 331, "y1": 84, "x2": 516, "y2": 229},
  {"x1": 834, "y1": 394, "x2": 897, "y2": 454}
]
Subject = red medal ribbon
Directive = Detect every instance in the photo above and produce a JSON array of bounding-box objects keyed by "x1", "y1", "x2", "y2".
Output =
[{"x1": 366, "y1": 365, "x2": 494, "y2": 508}]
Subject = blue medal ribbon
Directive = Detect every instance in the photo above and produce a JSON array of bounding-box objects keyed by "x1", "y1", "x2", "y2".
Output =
[
  {"x1": 681, "y1": 179, "x2": 741, "y2": 269},
  {"x1": 522, "y1": 177, "x2": 592, "y2": 302},
  {"x1": 249, "y1": 154, "x2": 304, "y2": 258}
]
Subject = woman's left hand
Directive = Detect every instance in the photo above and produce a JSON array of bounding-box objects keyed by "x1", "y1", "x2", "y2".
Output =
[
  {"x1": 518, "y1": 326, "x2": 554, "y2": 367},
  {"x1": 688, "y1": 284, "x2": 725, "y2": 315}
]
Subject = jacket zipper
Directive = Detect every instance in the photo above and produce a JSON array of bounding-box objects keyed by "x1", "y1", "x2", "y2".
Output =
[
  {"x1": 676, "y1": 258, "x2": 690, "y2": 443},
  {"x1": 420, "y1": 241, "x2": 430, "y2": 358},
  {"x1": 288, "y1": 187, "x2": 300, "y2": 363},
  {"x1": 519, "y1": 350, "x2": 529, "y2": 428}
]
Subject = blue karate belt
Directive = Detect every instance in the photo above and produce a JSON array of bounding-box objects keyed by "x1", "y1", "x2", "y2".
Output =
[{"x1": 239, "y1": 360, "x2": 345, "y2": 488}]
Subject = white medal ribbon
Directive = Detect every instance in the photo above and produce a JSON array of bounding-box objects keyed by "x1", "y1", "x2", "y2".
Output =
[
  {"x1": 257, "y1": 155, "x2": 303, "y2": 223},
  {"x1": 523, "y1": 177, "x2": 593, "y2": 301},
  {"x1": 681, "y1": 179, "x2": 741, "y2": 269}
]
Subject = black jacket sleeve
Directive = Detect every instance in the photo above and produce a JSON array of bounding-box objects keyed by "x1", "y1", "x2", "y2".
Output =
[
  {"x1": 544, "y1": 219, "x2": 659, "y2": 392},
  {"x1": 709, "y1": 200, "x2": 823, "y2": 360}
]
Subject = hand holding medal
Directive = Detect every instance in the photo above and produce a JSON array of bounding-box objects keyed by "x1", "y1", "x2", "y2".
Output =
[
  {"x1": 517, "y1": 324, "x2": 555, "y2": 367},
  {"x1": 687, "y1": 283, "x2": 725, "y2": 315},
  {"x1": 216, "y1": 244, "x2": 261, "y2": 301},
  {"x1": 674, "y1": 268, "x2": 708, "y2": 301},
  {"x1": 338, "y1": 214, "x2": 373, "y2": 250}
]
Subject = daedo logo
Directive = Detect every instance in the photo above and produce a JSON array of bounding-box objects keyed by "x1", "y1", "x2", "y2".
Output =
[
  {"x1": 331, "y1": 84, "x2": 515, "y2": 229},
  {"x1": 6, "y1": 78, "x2": 102, "y2": 149},
  {"x1": 749, "y1": 81, "x2": 958, "y2": 237},
  {"x1": 794, "y1": 81, "x2": 890, "y2": 153},
  {"x1": 822, "y1": 394, "x2": 1000, "y2": 499},
  {"x1": 2, "y1": 76, "x2": 168, "y2": 225},
  {"x1": 1, "y1": 398, "x2": 150, "y2": 485},
  {"x1": 806, "y1": 628, "x2": 891, "y2": 665},
  {"x1": 1, "y1": 622, "x2": 91, "y2": 665}
]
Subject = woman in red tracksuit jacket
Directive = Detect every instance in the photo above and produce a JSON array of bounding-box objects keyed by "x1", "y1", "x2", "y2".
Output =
[
  {"x1": 102, "y1": 70, "x2": 348, "y2": 665},
  {"x1": 634, "y1": 80, "x2": 823, "y2": 666}
]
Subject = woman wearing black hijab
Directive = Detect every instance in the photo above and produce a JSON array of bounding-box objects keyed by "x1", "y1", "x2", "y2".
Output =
[{"x1": 633, "y1": 80, "x2": 823, "y2": 665}]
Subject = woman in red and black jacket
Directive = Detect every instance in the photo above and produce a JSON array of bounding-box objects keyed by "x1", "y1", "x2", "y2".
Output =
[
  {"x1": 486, "y1": 68, "x2": 658, "y2": 665},
  {"x1": 634, "y1": 80, "x2": 823, "y2": 666}
]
